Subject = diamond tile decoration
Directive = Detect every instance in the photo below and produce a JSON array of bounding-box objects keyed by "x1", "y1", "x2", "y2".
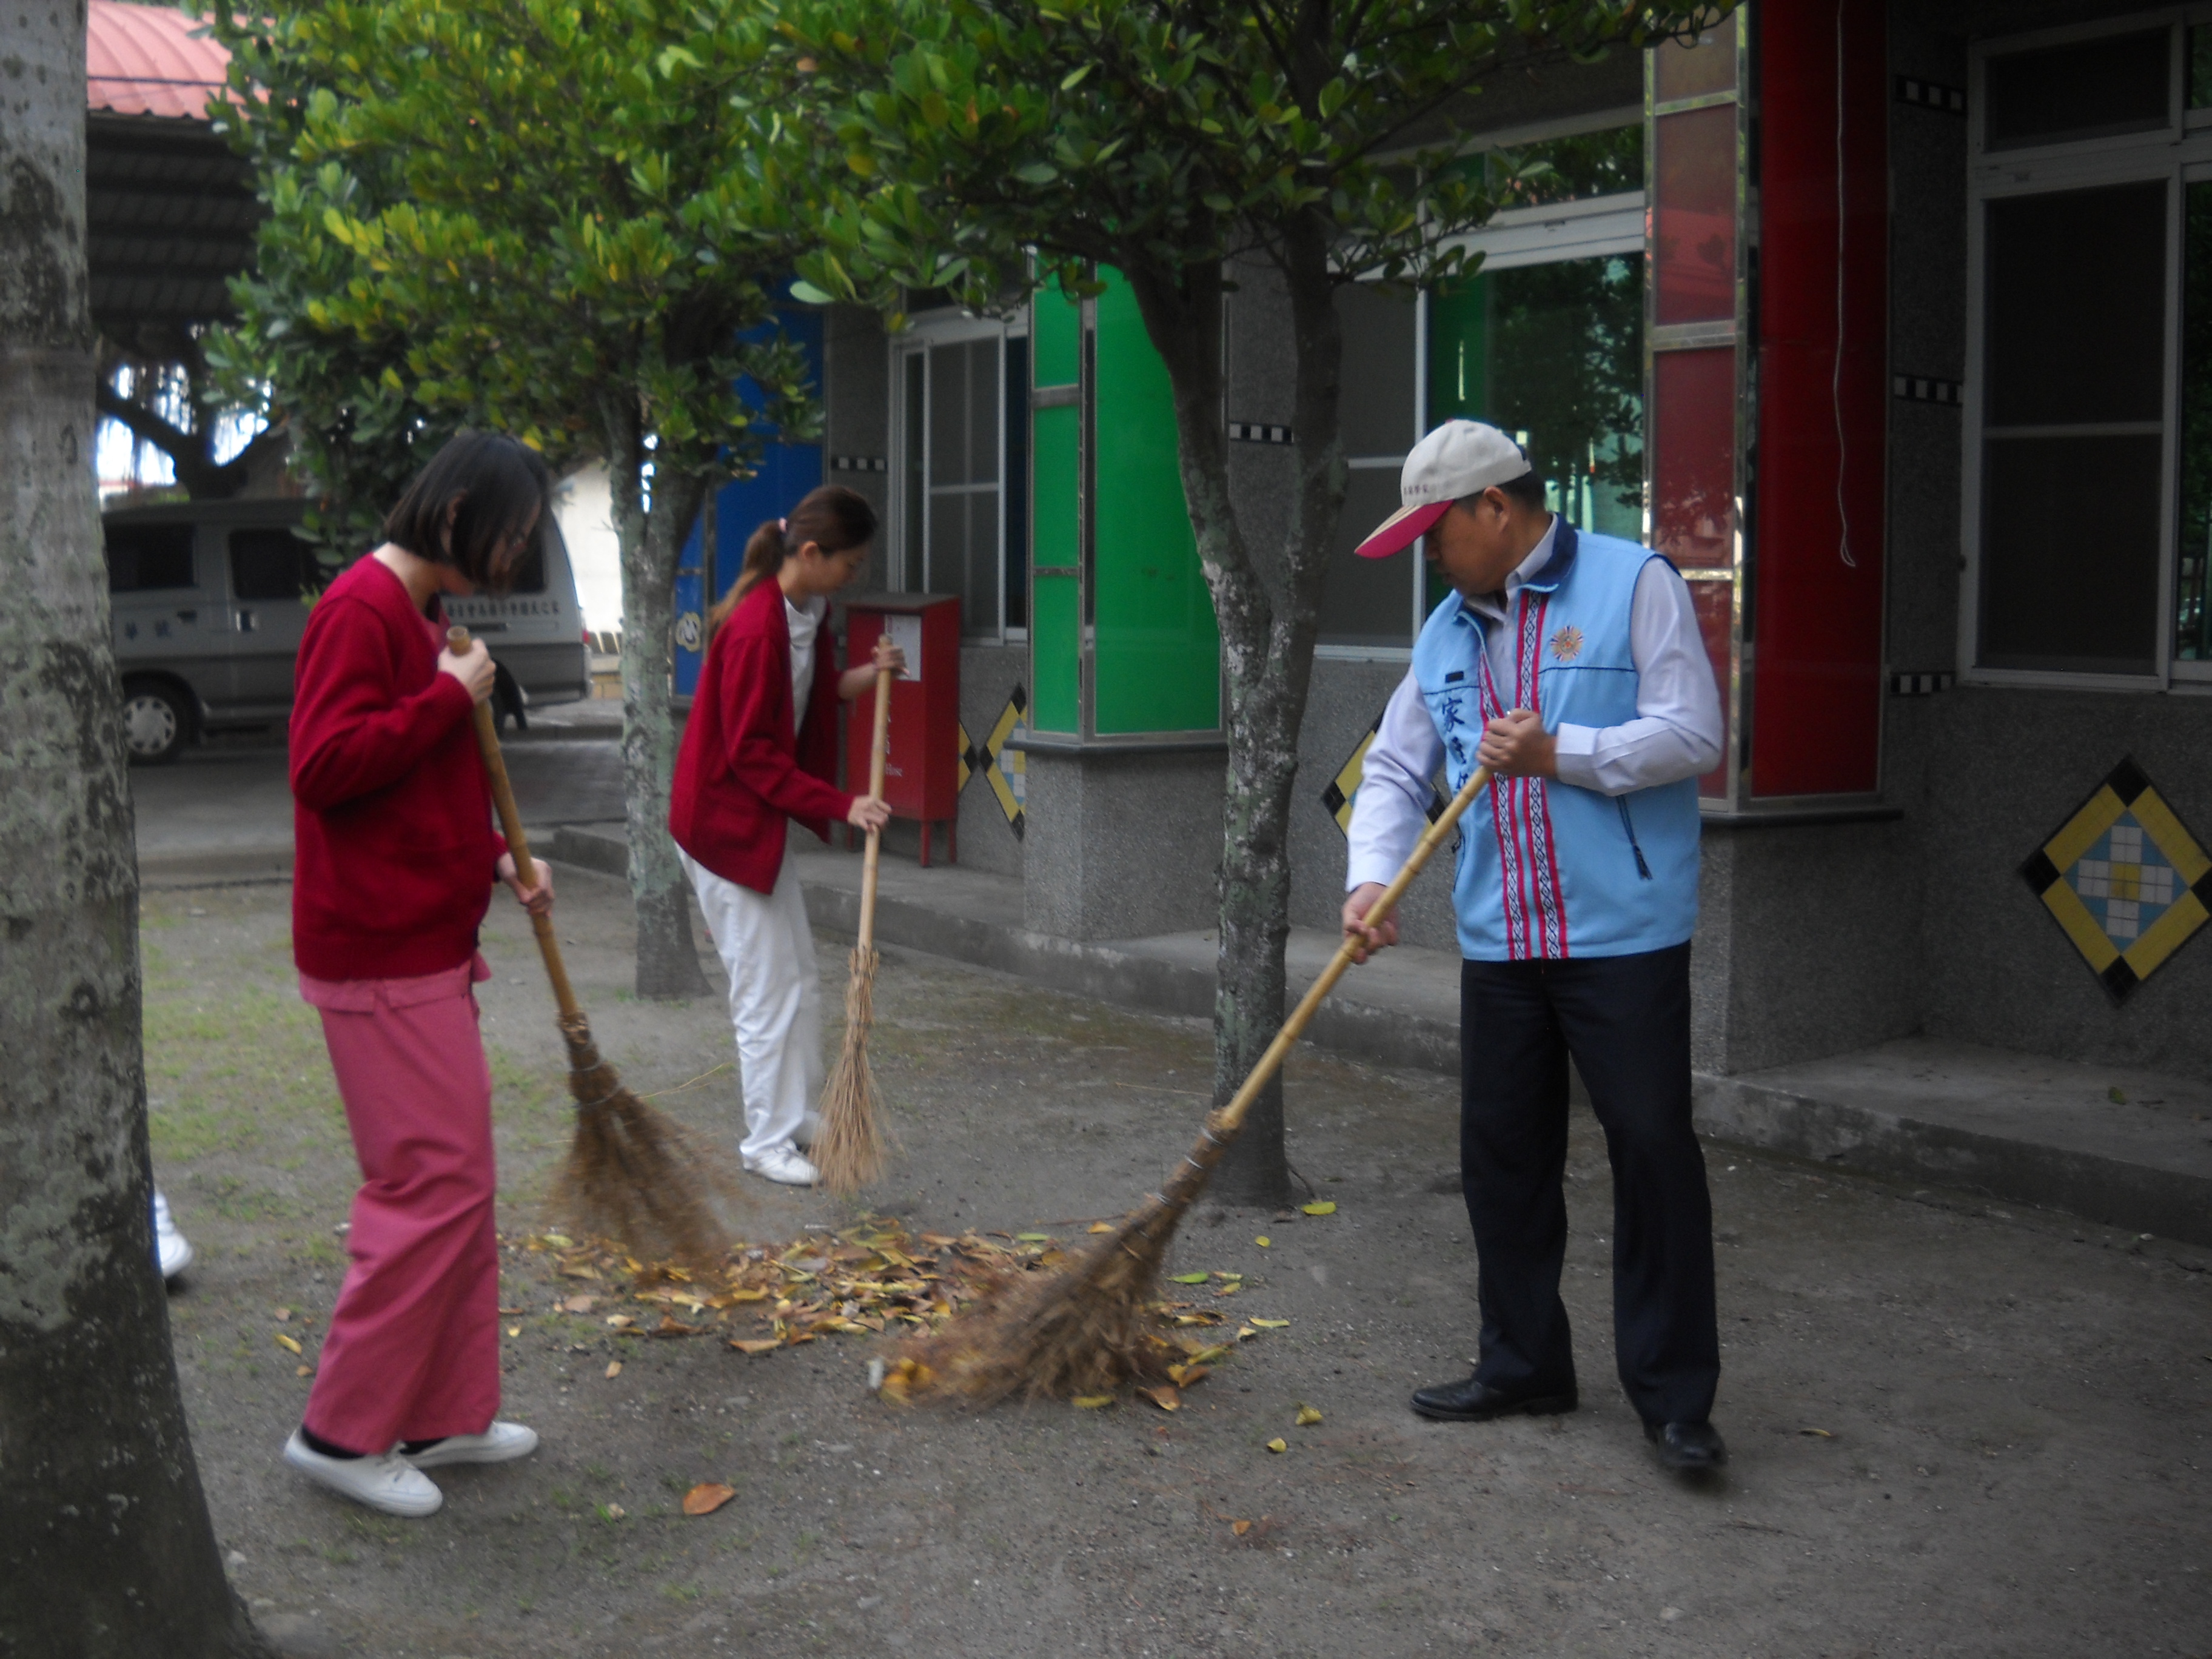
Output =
[
  {"x1": 979, "y1": 686, "x2": 1028, "y2": 840},
  {"x1": 1321, "y1": 707, "x2": 1447, "y2": 838},
  {"x1": 2020, "y1": 756, "x2": 2212, "y2": 1000},
  {"x1": 955, "y1": 719, "x2": 974, "y2": 794}
]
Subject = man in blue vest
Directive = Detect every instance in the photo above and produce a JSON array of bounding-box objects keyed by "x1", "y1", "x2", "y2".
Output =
[{"x1": 1342, "y1": 419, "x2": 1728, "y2": 1473}]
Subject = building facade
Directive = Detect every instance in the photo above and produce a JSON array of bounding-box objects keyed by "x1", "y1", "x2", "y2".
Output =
[{"x1": 682, "y1": 0, "x2": 2212, "y2": 1085}]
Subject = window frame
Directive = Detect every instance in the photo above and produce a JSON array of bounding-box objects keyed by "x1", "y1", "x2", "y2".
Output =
[
  {"x1": 1961, "y1": 7, "x2": 2212, "y2": 691},
  {"x1": 888, "y1": 306, "x2": 1030, "y2": 642}
]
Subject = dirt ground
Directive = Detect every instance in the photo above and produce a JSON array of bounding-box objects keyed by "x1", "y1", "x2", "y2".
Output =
[{"x1": 139, "y1": 860, "x2": 2211, "y2": 1658}]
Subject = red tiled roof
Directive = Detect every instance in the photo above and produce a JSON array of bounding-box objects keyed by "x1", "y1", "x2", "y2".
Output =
[{"x1": 87, "y1": 1, "x2": 230, "y2": 121}]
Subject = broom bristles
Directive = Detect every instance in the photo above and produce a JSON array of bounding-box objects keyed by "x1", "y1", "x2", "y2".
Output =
[
  {"x1": 550, "y1": 1013, "x2": 742, "y2": 1267},
  {"x1": 814, "y1": 944, "x2": 890, "y2": 1196},
  {"x1": 892, "y1": 1196, "x2": 1182, "y2": 1403},
  {"x1": 891, "y1": 1109, "x2": 1239, "y2": 1403}
]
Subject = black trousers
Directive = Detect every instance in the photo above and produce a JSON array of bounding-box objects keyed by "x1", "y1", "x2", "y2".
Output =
[{"x1": 1460, "y1": 943, "x2": 1719, "y2": 1426}]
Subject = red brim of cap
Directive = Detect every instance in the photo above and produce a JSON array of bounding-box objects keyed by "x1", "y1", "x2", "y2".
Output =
[{"x1": 1353, "y1": 499, "x2": 1452, "y2": 559}]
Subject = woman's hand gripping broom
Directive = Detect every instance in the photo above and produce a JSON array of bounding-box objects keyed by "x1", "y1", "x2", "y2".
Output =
[
  {"x1": 451, "y1": 627, "x2": 737, "y2": 1265},
  {"x1": 890, "y1": 762, "x2": 1494, "y2": 1404},
  {"x1": 814, "y1": 658, "x2": 896, "y2": 1195}
]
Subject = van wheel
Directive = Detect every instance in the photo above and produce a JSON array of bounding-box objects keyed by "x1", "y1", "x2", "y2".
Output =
[{"x1": 121, "y1": 680, "x2": 189, "y2": 765}]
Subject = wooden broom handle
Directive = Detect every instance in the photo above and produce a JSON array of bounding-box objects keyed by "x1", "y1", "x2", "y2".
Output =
[
  {"x1": 857, "y1": 663, "x2": 893, "y2": 951},
  {"x1": 450, "y1": 626, "x2": 581, "y2": 1021},
  {"x1": 1213, "y1": 763, "x2": 1493, "y2": 1136}
]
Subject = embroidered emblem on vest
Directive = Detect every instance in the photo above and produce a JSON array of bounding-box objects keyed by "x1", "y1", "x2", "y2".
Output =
[{"x1": 1548, "y1": 624, "x2": 1584, "y2": 663}]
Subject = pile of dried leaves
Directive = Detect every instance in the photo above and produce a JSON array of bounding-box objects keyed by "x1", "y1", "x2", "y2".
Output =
[{"x1": 519, "y1": 1217, "x2": 1283, "y2": 1407}]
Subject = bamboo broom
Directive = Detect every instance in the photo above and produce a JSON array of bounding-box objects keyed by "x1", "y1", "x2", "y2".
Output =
[
  {"x1": 451, "y1": 626, "x2": 736, "y2": 1265},
  {"x1": 814, "y1": 660, "x2": 896, "y2": 1195},
  {"x1": 893, "y1": 762, "x2": 1495, "y2": 1403}
]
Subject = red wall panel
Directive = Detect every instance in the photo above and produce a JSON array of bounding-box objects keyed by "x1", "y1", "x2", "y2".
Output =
[{"x1": 1749, "y1": 0, "x2": 1889, "y2": 797}]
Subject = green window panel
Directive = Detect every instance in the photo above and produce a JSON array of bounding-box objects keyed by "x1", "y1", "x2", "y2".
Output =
[
  {"x1": 1091, "y1": 269, "x2": 1219, "y2": 734},
  {"x1": 1034, "y1": 274, "x2": 1082, "y2": 387},
  {"x1": 1030, "y1": 572, "x2": 1081, "y2": 731},
  {"x1": 1030, "y1": 278, "x2": 1082, "y2": 732}
]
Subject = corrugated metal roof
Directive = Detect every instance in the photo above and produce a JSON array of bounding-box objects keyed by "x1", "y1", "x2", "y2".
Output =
[{"x1": 87, "y1": 0, "x2": 230, "y2": 121}]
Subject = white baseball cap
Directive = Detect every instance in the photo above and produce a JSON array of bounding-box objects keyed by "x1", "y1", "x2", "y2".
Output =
[{"x1": 1353, "y1": 420, "x2": 1533, "y2": 558}]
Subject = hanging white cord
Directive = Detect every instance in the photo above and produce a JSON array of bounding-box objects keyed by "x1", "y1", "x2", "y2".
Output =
[{"x1": 1834, "y1": 0, "x2": 1857, "y2": 568}]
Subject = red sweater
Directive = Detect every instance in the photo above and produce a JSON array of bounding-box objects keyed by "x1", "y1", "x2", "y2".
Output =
[
  {"x1": 669, "y1": 577, "x2": 851, "y2": 893},
  {"x1": 289, "y1": 557, "x2": 505, "y2": 979}
]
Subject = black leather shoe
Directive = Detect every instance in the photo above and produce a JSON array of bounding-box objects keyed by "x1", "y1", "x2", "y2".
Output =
[
  {"x1": 1410, "y1": 1375, "x2": 1578, "y2": 1423},
  {"x1": 1645, "y1": 1418, "x2": 1728, "y2": 1472}
]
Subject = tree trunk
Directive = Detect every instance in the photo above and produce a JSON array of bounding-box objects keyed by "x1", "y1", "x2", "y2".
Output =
[
  {"x1": 0, "y1": 12, "x2": 274, "y2": 1655},
  {"x1": 1125, "y1": 244, "x2": 1345, "y2": 1210},
  {"x1": 602, "y1": 398, "x2": 711, "y2": 1000}
]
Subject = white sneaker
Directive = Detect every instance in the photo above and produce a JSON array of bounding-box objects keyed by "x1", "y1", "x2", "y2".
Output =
[
  {"x1": 743, "y1": 1144, "x2": 819, "y2": 1186},
  {"x1": 282, "y1": 1430, "x2": 443, "y2": 1518},
  {"x1": 401, "y1": 1421, "x2": 540, "y2": 1470},
  {"x1": 152, "y1": 1189, "x2": 193, "y2": 1282}
]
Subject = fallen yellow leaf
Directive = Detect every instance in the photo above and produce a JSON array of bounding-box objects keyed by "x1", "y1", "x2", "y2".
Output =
[
  {"x1": 273, "y1": 1333, "x2": 302, "y2": 1356},
  {"x1": 542, "y1": 1234, "x2": 574, "y2": 1248},
  {"x1": 1167, "y1": 1272, "x2": 1208, "y2": 1285},
  {"x1": 1235, "y1": 1325, "x2": 1257, "y2": 1341},
  {"x1": 1136, "y1": 1385, "x2": 1181, "y2": 1412},
  {"x1": 273, "y1": 1307, "x2": 292, "y2": 1322},
  {"x1": 1088, "y1": 1222, "x2": 1113, "y2": 1234},
  {"x1": 1165, "y1": 1362, "x2": 1212, "y2": 1388},
  {"x1": 1016, "y1": 1232, "x2": 1053, "y2": 1242},
  {"x1": 1296, "y1": 1406, "x2": 1323, "y2": 1426},
  {"x1": 506, "y1": 1325, "x2": 521, "y2": 1338},
  {"x1": 682, "y1": 1482, "x2": 736, "y2": 1517},
  {"x1": 1265, "y1": 1438, "x2": 1287, "y2": 1453},
  {"x1": 1213, "y1": 1281, "x2": 1241, "y2": 1298},
  {"x1": 605, "y1": 1314, "x2": 634, "y2": 1328},
  {"x1": 1071, "y1": 1394, "x2": 1114, "y2": 1409},
  {"x1": 562, "y1": 1294, "x2": 597, "y2": 1313},
  {"x1": 1249, "y1": 1318, "x2": 1290, "y2": 1329},
  {"x1": 1301, "y1": 1201, "x2": 1337, "y2": 1216},
  {"x1": 1255, "y1": 1236, "x2": 1271, "y2": 1248},
  {"x1": 1800, "y1": 1427, "x2": 1835, "y2": 1438},
  {"x1": 294, "y1": 1365, "x2": 313, "y2": 1378},
  {"x1": 1231, "y1": 1519, "x2": 1252, "y2": 1536},
  {"x1": 729, "y1": 1338, "x2": 782, "y2": 1355},
  {"x1": 604, "y1": 1361, "x2": 622, "y2": 1379},
  {"x1": 723, "y1": 1287, "x2": 769, "y2": 1302}
]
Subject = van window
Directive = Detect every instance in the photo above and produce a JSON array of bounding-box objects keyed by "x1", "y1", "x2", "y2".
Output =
[
  {"x1": 106, "y1": 522, "x2": 196, "y2": 592},
  {"x1": 229, "y1": 528, "x2": 313, "y2": 601},
  {"x1": 508, "y1": 534, "x2": 547, "y2": 595}
]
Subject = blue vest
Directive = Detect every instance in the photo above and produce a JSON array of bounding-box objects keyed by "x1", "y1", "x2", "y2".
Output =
[{"x1": 1410, "y1": 523, "x2": 1701, "y2": 961}]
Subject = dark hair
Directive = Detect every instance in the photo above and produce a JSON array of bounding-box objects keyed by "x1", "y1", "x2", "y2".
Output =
[
  {"x1": 1493, "y1": 467, "x2": 1548, "y2": 509},
  {"x1": 381, "y1": 431, "x2": 553, "y2": 597},
  {"x1": 711, "y1": 484, "x2": 879, "y2": 626}
]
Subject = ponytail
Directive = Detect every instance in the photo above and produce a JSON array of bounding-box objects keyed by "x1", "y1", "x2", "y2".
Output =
[{"x1": 707, "y1": 484, "x2": 880, "y2": 632}]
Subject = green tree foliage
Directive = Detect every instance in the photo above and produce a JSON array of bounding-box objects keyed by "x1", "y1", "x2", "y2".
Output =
[
  {"x1": 790, "y1": 0, "x2": 1730, "y2": 1201},
  {"x1": 209, "y1": 0, "x2": 828, "y2": 996}
]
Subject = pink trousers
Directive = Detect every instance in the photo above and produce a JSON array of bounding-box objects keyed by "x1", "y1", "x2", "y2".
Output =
[{"x1": 298, "y1": 957, "x2": 499, "y2": 1454}]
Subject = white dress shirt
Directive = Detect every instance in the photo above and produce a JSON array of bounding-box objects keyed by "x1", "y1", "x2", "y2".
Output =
[
  {"x1": 1345, "y1": 518, "x2": 1724, "y2": 891},
  {"x1": 785, "y1": 594, "x2": 826, "y2": 714}
]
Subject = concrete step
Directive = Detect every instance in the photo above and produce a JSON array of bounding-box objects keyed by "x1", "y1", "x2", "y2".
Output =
[{"x1": 541, "y1": 823, "x2": 2212, "y2": 1250}]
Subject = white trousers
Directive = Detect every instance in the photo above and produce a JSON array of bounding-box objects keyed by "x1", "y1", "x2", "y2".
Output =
[{"x1": 681, "y1": 847, "x2": 823, "y2": 1162}]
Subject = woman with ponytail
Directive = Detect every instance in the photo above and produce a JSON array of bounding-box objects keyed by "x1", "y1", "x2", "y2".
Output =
[{"x1": 669, "y1": 484, "x2": 901, "y2": 1185}]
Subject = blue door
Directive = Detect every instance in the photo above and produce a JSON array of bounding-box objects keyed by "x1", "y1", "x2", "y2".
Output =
[{"x1": 675, "y1": 306, "x2": 826, "y2": 696}]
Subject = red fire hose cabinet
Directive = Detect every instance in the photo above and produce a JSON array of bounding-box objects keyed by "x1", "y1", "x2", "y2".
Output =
[{"x1": 842, "y1": 594, "x2": 962, "y2": 865}]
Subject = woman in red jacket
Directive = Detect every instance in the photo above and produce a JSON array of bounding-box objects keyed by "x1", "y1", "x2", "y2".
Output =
[
  {"x1": 281, "y1": 431, "x2": 554, "y2": 1518},
  {"x1": 669, "y1": 485, "x2": 898, "y2": 1185}
]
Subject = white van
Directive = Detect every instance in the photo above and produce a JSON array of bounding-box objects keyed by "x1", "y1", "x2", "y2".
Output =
[{"x1": 106, "y1": 497, "x2": 590, "y2": 763}]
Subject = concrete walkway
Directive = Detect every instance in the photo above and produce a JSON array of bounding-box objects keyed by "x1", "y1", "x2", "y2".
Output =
[{"x1": 541, "y1": 822, "x2": 2212, "y2": 1250}]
